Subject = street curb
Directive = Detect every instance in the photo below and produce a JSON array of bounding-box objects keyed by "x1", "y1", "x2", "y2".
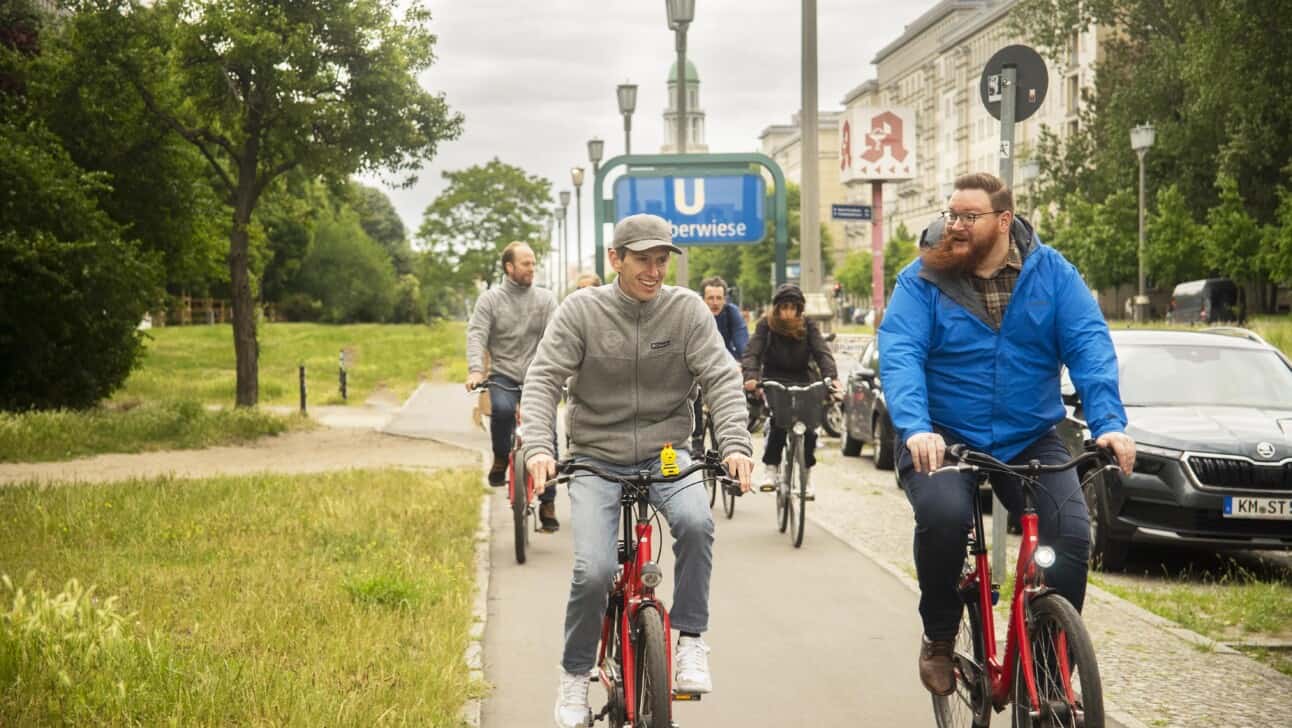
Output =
[
  {"x1": 377, "y1": 381, "x2": 427, "y2": 435},
  {"x1": 460, "y1": 449, "x2": 493, "y2": 728},
  {"x1": 808, "y1": 512, "x2": 1152, "y2": 728}
]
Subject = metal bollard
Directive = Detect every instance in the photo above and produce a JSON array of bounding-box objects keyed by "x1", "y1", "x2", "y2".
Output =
[
  {"x1": 299, "y1": 364, "x2": 307, "y2": 414},
  {"x1": 338, "y1": 349, "x2": 347, "y2": 401}
]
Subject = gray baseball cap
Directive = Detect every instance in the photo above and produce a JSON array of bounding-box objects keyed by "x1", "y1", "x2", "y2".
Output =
[{"x1": 611, "y1": 214, "x2": 684, "y2": 255}]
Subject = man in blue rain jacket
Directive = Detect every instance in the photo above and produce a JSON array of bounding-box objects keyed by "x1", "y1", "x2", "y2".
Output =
[{"x1": 878, "y1": 173, "x2": 1137, "y2": 697}]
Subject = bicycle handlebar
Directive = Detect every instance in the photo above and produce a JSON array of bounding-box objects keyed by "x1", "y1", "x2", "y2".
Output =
[
  {"x1": 467, "y1": 380, "x2": 522, "y2": 394},
  {"x1": 937, "y1": 441, "x2": 1119, "y2": 478},
  {"x1": 546, "y1": 458, "x2": 743, "y2": 496},
  {"x1": 759, "y1": 378, "x2": 833, "y2": 392}
]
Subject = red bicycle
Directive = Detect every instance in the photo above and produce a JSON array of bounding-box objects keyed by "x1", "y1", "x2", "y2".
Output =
[
  {"x1": 931, "y1": 442, "x2": 1119, "y2": 728},
  {"x1": 469, "y1": 380, "x2": 535, "y2": 564},
  {"x1": 549, "y1": 451, "x2": 740, "y2": 727}
]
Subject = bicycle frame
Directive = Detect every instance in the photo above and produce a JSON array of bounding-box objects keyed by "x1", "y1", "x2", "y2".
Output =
[
  {"x1": 595, "y1": 485, "x2": 672, "y2": 725},
  {"x1": 961, "y1": 480, "x2": 1048, "y2": 712}
]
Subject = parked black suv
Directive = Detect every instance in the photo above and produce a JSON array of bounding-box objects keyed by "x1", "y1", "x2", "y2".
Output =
[
  {"x1": 1059, "y1": 328, "x2": 1292, "y2": 570},
  {"x1": 841, "y1": 339, "x2": 896, "y2": 469}
]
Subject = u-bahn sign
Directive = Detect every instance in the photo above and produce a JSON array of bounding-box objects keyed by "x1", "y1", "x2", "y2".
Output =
[{"x1": 613, "y1": 173, "x2": 765, "y2": 244}]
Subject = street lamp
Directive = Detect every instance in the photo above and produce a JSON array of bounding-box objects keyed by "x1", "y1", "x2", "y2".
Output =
[
  {"x1": 1131, "y1": 123, "x2": 1156, "y2": 322},
  {"x1": 559, "y1": 190, "x2": 571, "y2": 292},
  {"x1": 571, "y1": 167, "x2": 585, "y2": 274},
  {"x1": 616, "y1": 83, "x2": 637, "y2": 154},
  {"x1": 665, "y1": 0, "x2": 695, "y2": 155}
]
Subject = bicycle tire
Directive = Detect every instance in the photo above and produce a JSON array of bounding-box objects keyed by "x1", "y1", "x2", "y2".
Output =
[
  {"x1": 633, "y1": 605, "x2": 671, "y2": 728},
  {"x1": 790, "y1": 436, "x2": 807, "y2": 548},
  {"x1": 510, "y1": 453, "x2": 528, "y2": 565},
  {"x1": 1011, "y1": 593, "x2": 1104, "y2": 728},
  {"x1": 776, "y1": 451, "x2": 790, "y2": 534},
  {"x1": 932, "y1": 592, "x2": 992, "y2": 728}
]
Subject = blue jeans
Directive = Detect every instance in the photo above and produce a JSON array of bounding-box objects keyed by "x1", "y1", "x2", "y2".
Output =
[
  {"x1": 897, "y1": 428, "x2": 1090, "y2": 640},
  {"x1": 488, "y1": 374, "x2": 555, "y2": 504},
  {"x1": 561, "y1": 449, "x2": 714, "y2": 674}
]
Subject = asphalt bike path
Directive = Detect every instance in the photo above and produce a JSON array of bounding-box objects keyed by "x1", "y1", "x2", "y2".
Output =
[{"x1": 390, "y1": 383, "x2": 970, "y2": 726}]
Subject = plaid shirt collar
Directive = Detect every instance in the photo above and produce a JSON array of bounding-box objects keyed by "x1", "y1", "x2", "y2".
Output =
[{"x1": 970, "y1": 239, "x2": 1023, "y2": 329}]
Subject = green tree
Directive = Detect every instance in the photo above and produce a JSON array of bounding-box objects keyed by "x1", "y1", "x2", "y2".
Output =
[
  {"x1": 1144, "y1": 184, "x2": 1207, "y2": 286},
  {"x1": 1043, "y1": 189, "x2": 1138, "y2": 291},
  {"x1": 80, "y1": 0, "x2": 463, "y2": 406},
  {"x1": 884, "y1": 223, "x2": 919, "y2": 295},
  {"x1": 835, "y1": 250, "x2": 873, "y2": 300},
  {"x1": 347, "y1": 183, "x2": 413, "y2": 275},
  {"x1": 295, "y1": 210, "x2": 397, "y2": 324},
  {"x1": 1204, "y1": 174, "x2": 1275, "y2": 310},
  {"x1": 0, "y1": 117, "x2": 162, "y2": 410},
  {"x1": 736, "y1": 181, "x2": 833, "y2": 307},
  {"x1": 417, "y1": 158, "x2": 553, "y2": 287},
  {"x1": 1264, "y1": 184, "x2": 1292, "y2": 286},
  {"x1": 1012, "y1": 0, "x2": 1292, "y2": 307}
]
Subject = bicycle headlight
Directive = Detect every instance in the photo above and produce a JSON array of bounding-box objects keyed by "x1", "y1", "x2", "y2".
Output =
[
  {"x1": 792, "y1": 422, "x2": 807, "y2": 436},
  {"x1": 1033, "y1": 545, "x2": 1057, "y2": 569},
  {"x1": 640, "y1": 562, "x2": 664, "y2": 588}
]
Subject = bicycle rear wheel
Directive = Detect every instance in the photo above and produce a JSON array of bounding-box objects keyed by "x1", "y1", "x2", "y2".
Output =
[
  {"x1": 1012, "y1": 593, "x2": 1104, "y2": 728},
  {"x1": 776, "y1": 452, "x2": 791, "y2": 534},
  {"x1": 633, "y1": 605, "x2": 671, "y2": 728},
  {"x1": 790, "y1": 437, "x2": 807, "y2": 548},
  {"x1": 932, "y1": 591, "x2": 992, "y2": 728},
  {"x1": 510, "y1": 453, "x2": 528, "y2": 565}
]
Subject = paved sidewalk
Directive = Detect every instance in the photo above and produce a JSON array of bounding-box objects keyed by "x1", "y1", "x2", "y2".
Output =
[{"x1": 807, "y1": 443, "x2": 1292, "y2": 728}]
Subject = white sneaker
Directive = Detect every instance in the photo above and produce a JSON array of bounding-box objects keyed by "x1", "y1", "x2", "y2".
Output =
[
  {"x1": 803, "y1": 482, "x2": 816, "y2": 501},
  {"x1": 755, "y1": 464, "x2": 775, "y2": 491},
  {"x1": 554, "y1": 668, "x2": 592, "y2": 728},
  {"x1": 674, "y1": 635, "x2": 713, "y2": 694}
]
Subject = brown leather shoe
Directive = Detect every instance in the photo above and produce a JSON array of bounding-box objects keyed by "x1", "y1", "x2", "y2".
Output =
[
  {"x1": 539, "y1": 502, "x2": 560, "y2": 533},
  {"x1": 919, "y1": 636, "x2": 956, "y2": 696},
  {"x1": 488, "y1": 457, "x2": 507, "y2": 487}
]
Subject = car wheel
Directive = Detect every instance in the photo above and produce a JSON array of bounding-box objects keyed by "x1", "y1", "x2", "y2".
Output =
[
  {"x1": 823, "y1": 400, "x2": 844, "y2": 438},
  {"x1": 1085, "y1": 472, "x2": 1131, "y2": 572},
  {"x1": 872, "y1": 414, "x2": 895, "y2": 471},
  {"x1": 841, "y1": 416, "x2": 863, "y2": 457}
]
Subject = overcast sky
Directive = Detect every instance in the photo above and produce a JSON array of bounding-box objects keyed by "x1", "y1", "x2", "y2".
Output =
[{"x1": 363, "y1": 1, "x2": 940, "y2": 257}]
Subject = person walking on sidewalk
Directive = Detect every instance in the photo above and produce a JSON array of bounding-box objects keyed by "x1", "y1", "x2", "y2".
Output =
[
  {"x1": 741, "y1": 283, "x2": 839, "y2": 496},
  {"x1": 879, "y1": 172, "x2": 1136, "y2": 697},
  {"x1": 520, "y1": 214, "x2": 754, "y2": 728},
  {"x1": 465, "y1": 241, "x2": 561, "y2": 532}
]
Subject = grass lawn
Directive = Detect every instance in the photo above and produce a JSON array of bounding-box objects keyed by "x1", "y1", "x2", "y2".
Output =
[
  {"x1": 1110, "y1": 314, "x2": 1292, "y2": 358},
  {"x1": 118, "y1": 321, "x2": 468, "y2": 407},
  {"x1": 0, "y1": 322, "x2": 468, "y2": 464},
  {"x1": 0, "y1": 468, "x2": 484, "y2": 725}
]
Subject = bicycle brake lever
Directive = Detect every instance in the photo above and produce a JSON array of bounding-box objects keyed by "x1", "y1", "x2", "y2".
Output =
[{"x1": 930, "y1": 463, "x2": 975, "y2": 476}]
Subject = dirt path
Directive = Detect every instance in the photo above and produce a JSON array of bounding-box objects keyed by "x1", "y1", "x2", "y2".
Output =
[{"x1": 0, "y1": 428, "x2": 478, "y2": 485}]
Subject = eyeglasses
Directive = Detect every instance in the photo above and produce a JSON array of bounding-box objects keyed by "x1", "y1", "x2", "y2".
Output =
[{"x1": 941, "y1": 209, "x2": 1007, "y2": 226}]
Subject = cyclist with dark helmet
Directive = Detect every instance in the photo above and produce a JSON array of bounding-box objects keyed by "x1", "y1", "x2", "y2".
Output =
[{"x1": 741, "y1": 283, "x2": 839, "y2": 497}]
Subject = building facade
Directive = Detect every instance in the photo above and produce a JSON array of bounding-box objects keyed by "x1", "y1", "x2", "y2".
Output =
[{"x1": 757, "y1": 111, "x2": 849, "y2": 267}]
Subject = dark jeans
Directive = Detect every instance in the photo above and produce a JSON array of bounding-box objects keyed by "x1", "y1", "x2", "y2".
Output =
[
  {"x1": 488, "y1": 374, "x2": 556, "y2": 504},
  {"x1": 897, "y1": 428, "x2": 1090, "y2": 640},
  {"x1": 763, "y1": 426, "x2": 818, "y2": 468}
]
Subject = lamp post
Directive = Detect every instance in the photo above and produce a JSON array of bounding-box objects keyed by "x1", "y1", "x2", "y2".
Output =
[
  {"x1": 559, "y1": 191, "x2": 571, "y2": 293},
  {"x1": 617, "y1": 83, "x2": 637, "y2": 154},
  {"x1": 571, "y1": 167, "x2": 585, "y2": 274},
  {"x1": 666, "y1": 0, "x2": 695, "y2": 288},
  {"x1": 1131, "y1": 123, "x2": 1156, "y2": 322},
  {"x1": 799, "y1": 0, "x2": 821, "y2": 293},
  {"x1": 587, "y1": 139, "x2": 603, "y2": 274}
]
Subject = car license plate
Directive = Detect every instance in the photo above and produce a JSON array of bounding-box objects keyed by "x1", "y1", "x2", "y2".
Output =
[{"x1": 1223, "y1": 497, "x2": 1292, "y2": 520}]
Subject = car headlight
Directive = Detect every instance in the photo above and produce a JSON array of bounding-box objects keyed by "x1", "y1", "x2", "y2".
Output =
[{"x1": 1137, "y1": 443, "x2": 1183, "y2": 460}]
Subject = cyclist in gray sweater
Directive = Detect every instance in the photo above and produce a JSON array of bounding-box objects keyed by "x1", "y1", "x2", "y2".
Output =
[
  {"x1": 521, "y1": 214, "x2": 754, "y2": 728},
  {"x1": 466, "y1": 241, "x2": 560, "y2": 529}
]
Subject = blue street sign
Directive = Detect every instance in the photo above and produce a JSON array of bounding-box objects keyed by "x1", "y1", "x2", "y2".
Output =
[
  {"x1": 831, "y1": 203, "x2": 873, "y2": 221},
  {"x1": 613, "y1": 174, "x2": 765, "y2": 244}
]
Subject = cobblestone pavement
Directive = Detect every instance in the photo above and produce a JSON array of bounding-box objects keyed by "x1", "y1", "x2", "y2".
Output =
[{"x1": 797, "y1": 438, "x2": 1292, "y2": 728}]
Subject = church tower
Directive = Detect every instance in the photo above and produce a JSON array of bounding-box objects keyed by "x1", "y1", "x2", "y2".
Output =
[{"x1": 661, "y1": 59, "x2": 708, "y2": 153}]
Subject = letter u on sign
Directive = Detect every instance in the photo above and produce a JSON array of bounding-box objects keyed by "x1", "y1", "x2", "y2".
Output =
[{"x1": 674, "y1": 178, "x2": 705, "y2": 215}]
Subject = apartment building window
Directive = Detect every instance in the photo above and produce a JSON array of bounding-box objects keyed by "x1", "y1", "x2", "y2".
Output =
[
  {"x1": 1068, "y1": 30, "x2": 1079, "y2": 67},
  {"x1": 1066, "y1": 76, "x2": 1079, "y2": 114}
]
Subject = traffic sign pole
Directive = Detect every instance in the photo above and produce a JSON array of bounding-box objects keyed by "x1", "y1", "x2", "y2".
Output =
[
  {"x1": 991, "y1": 64, "x2": 1017, "y2": 578},
  {"x1": 871, "y1": 181, "x2": 885, "y2": 323}
]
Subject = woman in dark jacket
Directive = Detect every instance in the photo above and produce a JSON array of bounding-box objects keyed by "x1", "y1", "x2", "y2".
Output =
[{"x1": 741, "y1": 284, "x2": 838, "y2": 492}]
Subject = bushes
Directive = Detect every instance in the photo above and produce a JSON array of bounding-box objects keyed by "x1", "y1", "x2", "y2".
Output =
[
  {"x1": 0, "y1": 118, "x2": 162, "y2": 411},
  {"x1": 294, "y1": 213, "x2": 397, "y2": 323}
]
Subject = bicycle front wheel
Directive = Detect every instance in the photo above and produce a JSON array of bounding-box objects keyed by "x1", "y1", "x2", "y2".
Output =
[
  {"x1": 776, "y1": 456, "x2": 791, "y2": 534},
  {"x1": 932, "y1": 593, "x2": 991, "y2": 728},
  {"x1": 1012, "y1": 593, "x2": 1104, "y2": 728},
  {"x1": 510, "y1": 453, "x2": 528, "y2": 565},
  {"x1": 633, "y1": 605, "x2": 671, "y2": 728},
  {"x1": 790, "y1": 437, "x2": 807, "y2": 548}
]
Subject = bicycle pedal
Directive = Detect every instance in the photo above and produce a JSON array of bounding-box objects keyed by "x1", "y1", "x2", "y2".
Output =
[
  {"x1": 671, "y1": 691, "x2": 702, "y2": 702},
  {"x1": 757, "y1": 484, "x2": 777, "y2": 493}
]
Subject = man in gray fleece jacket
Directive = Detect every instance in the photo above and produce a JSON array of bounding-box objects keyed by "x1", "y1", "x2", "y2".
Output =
[
  {"x1": 520, "y1": 214, "x2": 754, "y2": 728},
  {"x1": 465, "y1": 241, "x2": 560, "y2": 529}
]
